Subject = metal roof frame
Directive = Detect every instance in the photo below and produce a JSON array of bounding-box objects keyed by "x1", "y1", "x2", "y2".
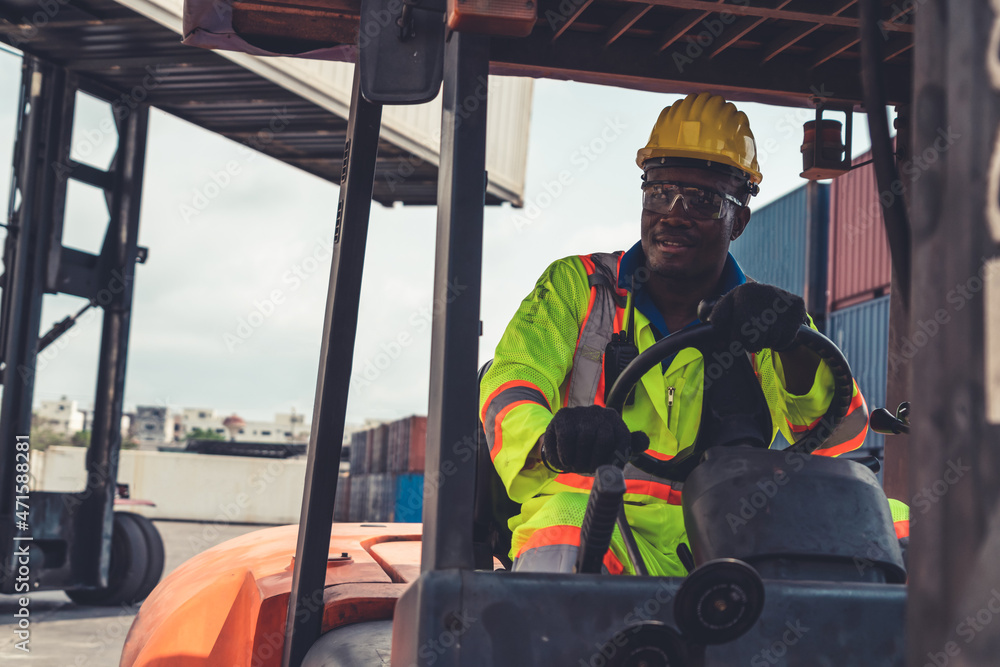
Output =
[{"x1": 490, "y1": 0, "x2": 912, "y2": 107}]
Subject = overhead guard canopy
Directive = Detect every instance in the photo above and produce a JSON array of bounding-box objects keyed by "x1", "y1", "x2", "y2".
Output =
[{"x1": 183, "y1": 0, "x2": 912, "y2": 108}]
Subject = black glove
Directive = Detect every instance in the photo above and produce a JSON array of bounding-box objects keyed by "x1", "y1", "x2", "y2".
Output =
[
  {"x1": 541, "y1": 405, "x2": 650, "y2": 474},
  {"x1": 708, "y1": 283, "x2": 807, "y2": 353}
]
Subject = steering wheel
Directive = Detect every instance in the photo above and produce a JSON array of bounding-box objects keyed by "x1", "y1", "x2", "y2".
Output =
[{"x1": 605, "y1": 323, "x2": 856, "y2": 480}]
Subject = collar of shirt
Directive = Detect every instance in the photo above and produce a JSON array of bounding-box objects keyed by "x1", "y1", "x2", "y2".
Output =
[{"x1": 617, "y1": 241, "x2": 746, "y2": 369}]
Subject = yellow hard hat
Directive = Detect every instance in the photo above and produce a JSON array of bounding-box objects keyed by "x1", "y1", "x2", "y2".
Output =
[{"x1": 637, "y1": 92, "x2": 762, "y2": 187}]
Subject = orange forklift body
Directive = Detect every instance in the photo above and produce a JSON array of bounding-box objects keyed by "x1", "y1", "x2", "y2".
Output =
[{"x1": 120, "y1": 524, "x2": 421, "y2": 666}]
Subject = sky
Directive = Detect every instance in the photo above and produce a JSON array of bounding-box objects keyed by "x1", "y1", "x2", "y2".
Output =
[{"x1": 0, "y1": 45, "x2": 873, "y2": 426}]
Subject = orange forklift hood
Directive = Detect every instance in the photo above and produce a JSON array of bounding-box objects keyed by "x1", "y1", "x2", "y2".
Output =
[{"x1": 120, "y1": 523, "x2": 421, "y2": 667}]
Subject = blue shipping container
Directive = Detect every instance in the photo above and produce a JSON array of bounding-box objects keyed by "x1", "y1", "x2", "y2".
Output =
[
  {"x1": 366, "y1": 473, "x2": 394, "y2": 522},
  {"x1": 826, "y1": 295, "x2": 891, "y2": 460},
  {"x1": 730, "y1": 182, "x2": 830, "y2": 320},
  {"x1": 395, "y1": 473, "x2": 424, "y2": 523},
  {"x1": 349, "y1": 473, "x2": 367, "y2": 522}
]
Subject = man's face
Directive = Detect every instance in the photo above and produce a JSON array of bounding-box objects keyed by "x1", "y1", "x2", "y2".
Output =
[{"x1": 640, "y1": 166, "x2": 751, "y2": 282}]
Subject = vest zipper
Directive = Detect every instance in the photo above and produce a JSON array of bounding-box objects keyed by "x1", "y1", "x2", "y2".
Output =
[{"x1": 667, "y1": 386, "x2": 675, "y2": 428}]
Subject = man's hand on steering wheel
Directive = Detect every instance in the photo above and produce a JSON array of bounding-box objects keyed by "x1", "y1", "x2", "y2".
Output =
[
  {"x1": 604, "y1": 291, "x2": 855, "y2": 478},
  {"x1": 541, "y1": 405, "x2": 650, "y2": 474},
  {"x1": 708, "y1": 283, "x2": 807, "y2": 353}
]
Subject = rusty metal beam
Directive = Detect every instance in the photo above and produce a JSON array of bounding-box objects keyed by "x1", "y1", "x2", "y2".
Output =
[
  {"x1": 491, "y1": 27, "x2": 911, "y2": 107},
  {"x1": 707, "y1": 16, "x2": 759, "y2": 58},
  {"x1": 707, "y1": 1, "x2": 792, "y2": 59},
  {"x1": 655, "y1": 9, "x2": 709, "y2": 52},
  {"x1": 810, "y1": 31, "x2": 859, "y2": 68},
  {"x1": 551, "y1": 0, "x2": 596, "y2": 41},
  {"x1": 760, "y1": 0, "x2": 856, "y2": 63},
  {"x1": 883, "y1": 37, "x2": 913, "y2": 61},
  {"x1": 625, "y1": 0, "x2": 913, "y2": 33},
  {"x1": 605, "y1": 4, "x2": 652, "y2": 47}
]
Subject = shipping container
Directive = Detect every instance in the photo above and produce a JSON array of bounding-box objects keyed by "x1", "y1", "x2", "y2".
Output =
[
  {"x1": 333, "y1": 473, "x2": 350, "y2": 523},
  {"x1": 385, "y1": 415, "x2": 428, "y2": 473},
  {"x1": 730, "y1": 182, "x2": 830, "y2": 319},
  {"x1": 826, "y1": 296, "x2": 891, "y2": 462},
  {"x1": 348, "y1": 473, "x2": 367, "y2": 522},
  {"x1": 395, "y1": 473, "x2": 424, "y2": 523},
  {"x1": 366, "y1": 474, "x2": 395, "y2": 523},
  {"x1": 387, "y1": 420, "x2": 401, "y2": 473},
  {"x1": 364, "y1": 429, "x2": 374, "y2": 474},
  {"x1": 348, "y1": 431, "x2": 367, "y2": 475},
  {"x1": 827, "y1": 149, "x2": 893, "y2": 310},
  {"x1": 347, "y1": 417, "x2": 428, "y2": 519},
  {"x1": 123, "y1": 0, "x2": 534, "y2": 206},
  {"x1": 407, "y1": 416, "x2": 427, "y2": 473},
  {"x1": 370, "y1": 424, "x2": 389, "y2": 473}
]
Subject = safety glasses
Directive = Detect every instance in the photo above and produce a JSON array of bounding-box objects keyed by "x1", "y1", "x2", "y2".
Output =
[{"x1": 641, "y1": 182, "x2": 744, "y2": 220}]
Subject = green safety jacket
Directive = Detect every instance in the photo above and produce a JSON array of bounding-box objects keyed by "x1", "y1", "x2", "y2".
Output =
[{"x1": 480, "y1": 249, "x2": 869, "y2": 573}]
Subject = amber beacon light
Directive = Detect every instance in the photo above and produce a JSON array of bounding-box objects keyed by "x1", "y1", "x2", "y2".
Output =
[{"x1": 447, "y1": 0, "x2": 537, "y2": 36}]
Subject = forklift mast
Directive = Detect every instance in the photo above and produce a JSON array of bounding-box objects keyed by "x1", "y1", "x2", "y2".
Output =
[{"x1": 0, "y1": 56, "x2": 149, "y2": 596}]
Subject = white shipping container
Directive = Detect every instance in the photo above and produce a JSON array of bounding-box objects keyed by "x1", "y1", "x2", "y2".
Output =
[{"x1": 111, "y1": 0, "x2": 532, "y2": 205}]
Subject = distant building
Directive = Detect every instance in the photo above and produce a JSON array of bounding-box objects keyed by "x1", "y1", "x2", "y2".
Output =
[
  {"x1": 175, "y1": 407, "x2": 310, "y2": 444},
  {"x1": 82, "y1": 410, "x2": 133, "y2": 439},
  {"x1": 275, "y1": 412, "x2": 307, "y2": 440},
  {"x1": 135, "y1": 406, "x2": 173, "y2": 445},
  {"x1": 233, "y1": 418, "x2": 309, "y2": 444},
  {"x1": 180, "y1": 407, "x2": 228, "y2": 440},
  {"x1": 36, "y1": 397, "x2": 85, "y2": 436}
]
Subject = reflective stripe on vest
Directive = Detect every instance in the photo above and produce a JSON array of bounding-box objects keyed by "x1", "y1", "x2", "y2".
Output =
[
  {"x1": 513, "y1": 524, "x2": 626, "y2": 574},
  {"x1": 559, "y1": 253, "x2": 685, "y2": 505},
  {"x1": 566, "y1": 252, "x2": 625, "y2": 408}
]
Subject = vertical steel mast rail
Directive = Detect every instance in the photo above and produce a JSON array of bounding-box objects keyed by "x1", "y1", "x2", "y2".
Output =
[
  {"x1": 282, "y1": 67, "x2": 383, "y2": 667},
  {"x1": 0, "y1": 58, "x2": 62, "y2": 583},
  {"x1": 76, "y1": 100, "x2": 149, "y2": 586},
  {"x1": 421, "y1": 30, "x2": 489, "y2": 573},
  {"x1": 283, "y1": 29, "x2": 489, "y2": 665},
  {"x1": 908, "y1": 0, "x2": 1000, "y2": 662}
]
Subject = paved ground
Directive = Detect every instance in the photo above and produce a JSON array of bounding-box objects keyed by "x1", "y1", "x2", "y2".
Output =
[{"x1": 0, "y1": 521, "x2": 277, "y2": 666}]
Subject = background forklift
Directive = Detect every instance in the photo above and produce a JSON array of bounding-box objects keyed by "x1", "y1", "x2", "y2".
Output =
[
  {"x1": 0, "y1": 63, "x2": 165, "y2": 606},
  {"x1": 118, "y1": 0, "x2": 997, "y2": 665}
]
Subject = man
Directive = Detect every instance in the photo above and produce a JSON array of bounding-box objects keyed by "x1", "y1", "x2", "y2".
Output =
[{"x1": 479, "y1": 92, "x2": 871, "y2": 576}]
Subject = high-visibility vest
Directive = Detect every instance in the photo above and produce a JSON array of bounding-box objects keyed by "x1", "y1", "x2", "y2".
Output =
[
  {"x1": 564, "y1": 251, "x2": 869, "y2": 452},
  {"x1": 481, "y1": 252, "x2": 869, "y2": 509}
]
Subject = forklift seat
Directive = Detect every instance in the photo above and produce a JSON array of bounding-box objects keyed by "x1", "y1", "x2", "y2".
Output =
[{"x1": 473, "y1": 360, "x2": 520, "y2": 570}]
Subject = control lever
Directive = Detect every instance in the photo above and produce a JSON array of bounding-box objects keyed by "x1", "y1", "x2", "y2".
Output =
[
  {"x1": 676, "y1": 542, "x2": 695, "y2": 574},
  {"x1": 575, "y1": 465, "x2": 626, "y2": 574},
  {"x1": 869, "y1": 401, "x2": 910, "y2": 435}
]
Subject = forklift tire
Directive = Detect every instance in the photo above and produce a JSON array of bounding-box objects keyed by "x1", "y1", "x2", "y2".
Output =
[
  {"x1": 301, "y1": 619, "x2": 393, "y2": 666},
  {"x1": 66, "y1": 511, "x2": 150, "y2": 606},
  {"x1": 117, "y1": 512, "x2": 165, "y2": 603}
]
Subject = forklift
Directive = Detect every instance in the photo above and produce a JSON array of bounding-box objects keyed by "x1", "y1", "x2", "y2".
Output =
[
  {"x1": 117, "y1": 0, "x2": 996, "y2": 665},
  {"x1": 0, "y1": 61, "x2": 164, "y2": 607}
]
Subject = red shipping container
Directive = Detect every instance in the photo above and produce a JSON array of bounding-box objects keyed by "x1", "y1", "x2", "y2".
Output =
[
  {"x1": 408, "y1": 416, "x2": 427, "y2": 473},
  {"x1": 371, "y1": 424, "x2": 389, "y2": 473},
  {"x1": 364, "y1": 429, "x2": 374, "y2": 475},
  {"x1": 334, "y1": 473, "x2": 350, "y2": 523},
  {"x1": 827, "y1": 148, "x2": 893, "y2": 311}
]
